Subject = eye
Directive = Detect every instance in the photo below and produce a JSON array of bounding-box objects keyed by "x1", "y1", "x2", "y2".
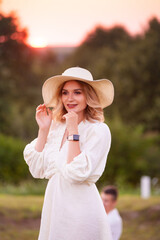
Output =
[
  {"x1": 62, "y1": 90, "x2": 68, "y2": 95},
  {"x1": 74, "y1": 91, "x2": 81, "y2": 94}
]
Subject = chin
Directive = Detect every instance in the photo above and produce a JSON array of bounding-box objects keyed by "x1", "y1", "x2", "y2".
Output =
[{"x1": 67, "y1": 108, "x2": 78, "y2": 113}]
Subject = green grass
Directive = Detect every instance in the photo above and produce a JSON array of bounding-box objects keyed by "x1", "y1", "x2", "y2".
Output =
[
  {"x1": 117, "y1": 196, "x2": 160, "y2": 240},
  {"x1": 0, "y1": 194, "x2": 160, "y2": 240},
  {"x1": 0, "y1": 195, "x2": 43, "y2": 240},
  {"x1": 0, "y1": 180, "x2": 47, "y2": 195},
  {"x1": 1, "y1": 180, "x2": 159, "y2": 197}
]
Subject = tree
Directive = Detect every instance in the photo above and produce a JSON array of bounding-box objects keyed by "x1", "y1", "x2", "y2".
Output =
[
  {"x1": 62, "y1": 18, "x2": 160, "y2": 132},
  {"x1": 0, "y1": 12, "x2": 40, "y2": 138}
]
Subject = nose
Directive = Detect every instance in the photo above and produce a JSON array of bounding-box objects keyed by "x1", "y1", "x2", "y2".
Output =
[{"x1": 68, "y1": 92, "x2": 74, "y2": 101}]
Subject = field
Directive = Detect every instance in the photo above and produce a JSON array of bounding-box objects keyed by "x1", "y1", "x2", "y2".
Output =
[{"x1": 0, "y1": 195, "x2": 159, "y2": 240}]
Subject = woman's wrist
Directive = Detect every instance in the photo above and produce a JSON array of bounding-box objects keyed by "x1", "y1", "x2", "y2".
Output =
[
  {"x1": 35, "y1": 128, "x2": 49, "y2": 152},
  {"x1": 38, "y1": 128, "x2": 49, "y2": 138}
]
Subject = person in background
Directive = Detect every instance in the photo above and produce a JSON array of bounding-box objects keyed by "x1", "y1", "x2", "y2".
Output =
[{"x1": 101, "y1": 185, "x2": 123, "y2": 240}]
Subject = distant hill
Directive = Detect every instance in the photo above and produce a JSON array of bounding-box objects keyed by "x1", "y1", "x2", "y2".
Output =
[
  {"x1": 53, "y1": 46, "x2": 76, "y2": 62},
  {"x1": 34, "y1": 46, "x2": 76, "y2": 62}
]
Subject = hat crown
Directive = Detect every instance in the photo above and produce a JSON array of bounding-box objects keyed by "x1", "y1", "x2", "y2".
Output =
[{"x1": 62, "y1": 67, "x2": 93, "y2": 81}]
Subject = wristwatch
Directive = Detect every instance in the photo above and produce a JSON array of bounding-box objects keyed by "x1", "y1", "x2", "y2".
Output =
[{"x1": 67, "y1": 134, "x2": 80, "y2": 141}]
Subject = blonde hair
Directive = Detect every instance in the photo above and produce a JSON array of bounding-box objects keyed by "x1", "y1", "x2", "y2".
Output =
[{"x1": 52, "y1": 80, "x2": 104, "y2": 123}]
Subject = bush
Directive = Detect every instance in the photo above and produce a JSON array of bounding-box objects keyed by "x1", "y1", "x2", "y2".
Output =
[
  {"x1": 0, "y1": 134, "x2": 29, "y2": 183},
  {"x1": 97, "y1": 116, "x2": 160, "y2": 189}
]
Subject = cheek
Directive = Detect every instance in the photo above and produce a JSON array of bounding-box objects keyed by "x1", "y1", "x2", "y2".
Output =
[
  {"x1": 104, "y1": 201, "x2": 109, "y2": 206},
  {"x1": 61, "y1": 95, "x2": 66, "y2": 104},
  {"x1": 104, "y1": 201, "x2": 111, "y2": 207},
  {"x1": 79, "y1": 95, "x2": 87, "y2": 106}
]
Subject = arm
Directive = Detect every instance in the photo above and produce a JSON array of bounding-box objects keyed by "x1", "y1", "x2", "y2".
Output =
[
  {"x1": 35, "y1": 104, "x2": 52, "y2": 152},
  {"x1": 67, "y1": 138, "x2": 81, "y2": 164},
  {"x1": 62, "y1": 111, "x2": 81, "y2": 164},
  {"x1": 60, "y1": 122, "x2": 111, "y2": 184},
  {"x1": 23, "y1": 104, "x2": 52, "y2": 178},
  {"x1": 35, "y1": 128, "x2": 49, "y2": 152}
]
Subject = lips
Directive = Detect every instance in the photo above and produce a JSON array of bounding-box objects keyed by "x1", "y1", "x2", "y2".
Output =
[{"x1": 67, "y1": 104, "x2": 78, "y2": 108}]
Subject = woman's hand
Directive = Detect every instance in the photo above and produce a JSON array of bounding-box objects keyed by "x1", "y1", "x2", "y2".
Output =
[
  {"x1": 62, "y1": 111, "x2": 78, "y2": 134},
  {"x1": 36, "y1": 104, "x2": 52, "y2": 131}
]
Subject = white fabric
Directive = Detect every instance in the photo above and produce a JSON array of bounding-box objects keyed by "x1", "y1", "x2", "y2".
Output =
[
  {"x1": 23, "y1": 119, "x2": 113, "y2": 240},
  {"x1": 107, "y1": 209, "x2": 123, "y2": 240}
]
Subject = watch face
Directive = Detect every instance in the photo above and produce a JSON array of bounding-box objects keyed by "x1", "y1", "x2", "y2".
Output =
[{"x1": 73, "y1": 135, "x2": 79, "y2": 141}]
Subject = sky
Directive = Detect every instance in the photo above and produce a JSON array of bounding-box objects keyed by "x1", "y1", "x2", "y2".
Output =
[{"x1": 1, "y1": 0, "x2": 160, "y2": 47}]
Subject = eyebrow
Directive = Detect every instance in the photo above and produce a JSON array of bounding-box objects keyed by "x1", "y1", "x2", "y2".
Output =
[{"x1": 62, "y1": 88, "x2": 83, "y2": 91}]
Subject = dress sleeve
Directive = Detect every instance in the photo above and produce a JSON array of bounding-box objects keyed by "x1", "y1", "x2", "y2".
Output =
[
  {"x1": 61, "y1": 123, "x2": 111, "y2": 184},
  {"x1": 23, "y1": 138, "x2": 46, "y2": 179}
]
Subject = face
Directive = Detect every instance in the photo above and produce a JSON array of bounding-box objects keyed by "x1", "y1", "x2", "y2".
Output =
[
  {"x1": 61, "y1": 80, "x2": 87, "y2": 117},
  {"x1": 101, "y1": 193, "x2": 117, "y2": 214}
]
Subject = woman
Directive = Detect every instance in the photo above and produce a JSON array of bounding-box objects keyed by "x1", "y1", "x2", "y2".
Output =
[{"x1": 23, "y1": 67, "x2": 114, "y2": 240}]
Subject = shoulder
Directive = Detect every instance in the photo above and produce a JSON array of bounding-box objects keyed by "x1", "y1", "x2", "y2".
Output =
[
  {"x1": 115, "y1": 209, "x2": 122, "y2": 222},
  {"x1": 84, "y1": 120, "x2": 111, "y2": 140},
  {"x1": 110, "y1": 209, "x2": 122, "y2": 222},
  {"x1": 86, "y1": 120, "x2": 110, "y2": 134}
]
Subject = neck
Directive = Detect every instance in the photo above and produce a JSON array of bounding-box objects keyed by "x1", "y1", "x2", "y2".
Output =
[{"x1": 105, "y1": 207, "x2": 115, "y2": 214}]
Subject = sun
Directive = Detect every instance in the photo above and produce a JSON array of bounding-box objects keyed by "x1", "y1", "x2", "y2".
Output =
[{"x1": 28, "y1": 37, "x2": 48, "y2": 48}]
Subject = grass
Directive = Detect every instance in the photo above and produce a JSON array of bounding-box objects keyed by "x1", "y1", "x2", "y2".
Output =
[
  {"x1": 0, "y1": 195, "x2": 43, "y2": 240},
  {"x1": 117, "y1": 196, "x2": 160, "y2": 240},
  {"x1": 0, "y1": 194, "x2": 160, "y2": 240},
  {"x1": 0, "y1": 180, "x2": 47, "y2": 195},
  {"x1": 0, "y1": 180, "x2": 159, "y2": 196}
]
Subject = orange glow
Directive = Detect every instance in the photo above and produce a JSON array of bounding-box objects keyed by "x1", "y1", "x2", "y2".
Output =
[
  {"x1": 1, "y1": 0, "x2": 160, "y2": 46},
  {"x1": 28, "y1": 37, "x2": 48, "y2": 48}
]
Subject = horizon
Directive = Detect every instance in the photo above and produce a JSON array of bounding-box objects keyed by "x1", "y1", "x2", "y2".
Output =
[{"x1": 1, "y1": 0, "x2": 160, "y2": 47}]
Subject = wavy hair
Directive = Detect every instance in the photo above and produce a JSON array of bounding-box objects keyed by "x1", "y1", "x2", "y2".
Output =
[{"x1": 51, "y1": 80, "x2": 104, "y2": 123}]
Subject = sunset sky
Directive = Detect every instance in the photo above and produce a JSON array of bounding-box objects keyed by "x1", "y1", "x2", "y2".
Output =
[{"x1": 1, "y1": 0, "x2": 160, "y2": 47}]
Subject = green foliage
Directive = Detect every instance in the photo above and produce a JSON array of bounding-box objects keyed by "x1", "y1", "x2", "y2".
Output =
[
  {"x1": 80, "y1": 25, "x2": 131, "y2": 50},
  {"x1": 0, "y1": 134, "x2": 29, "y2": 183},
  {"x1": 62, "y1": 18, "x2": 160, "y2": 132},
  {"x1": 0, "y1": 12, "x2": 58, "y2": 139},
  {"x1": 97, "y1": 116, "x2": 160, "y2": 188},
  {"x1": 0, "y1": 12, "x2": 39, "y2": 138},
  {"x1": 0, "y1": 12, "x2": 160, "y2": 188},
  {"x1": 0, "y1": 180, "x2": 47, "y2": 195}
]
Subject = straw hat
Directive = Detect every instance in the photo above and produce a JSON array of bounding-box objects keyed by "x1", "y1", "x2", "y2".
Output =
[{"x1": 42, "y1": 67, "x2": 114, "y2": 109}]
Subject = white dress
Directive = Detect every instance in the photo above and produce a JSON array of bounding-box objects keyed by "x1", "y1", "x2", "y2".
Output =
[{"x1": 23, "y1": 119, "x2": 113, "y2": 240}]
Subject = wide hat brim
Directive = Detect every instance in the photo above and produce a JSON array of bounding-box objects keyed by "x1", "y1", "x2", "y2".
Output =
[{"x1": 42, "y1": 75, "x2": 114, "y2": 109}]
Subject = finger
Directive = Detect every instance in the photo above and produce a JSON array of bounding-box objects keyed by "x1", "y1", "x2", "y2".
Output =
[
  {"x1": 36, "y1": 109, "x2": 44, "y2": 114},
  {"x1": 67, "y1": 111, "x2": 76, "y2": 115},
  {"x1": 36, "y1": 104, "x2": 46, "y2": 112},
  {"x1": 36, "y1": 107, "x2": 44, "y2": 113},
  {"x1": 36, "y1": 104, "x2": 42, "y2": 110},
  {"x1": 66, "y1": 112, "x2": 76, "y2": 118},
  {"x1": 47, "y1": 108, "x2": 52, "y2": 115},
  {"x1": 62, "y1": 114, "x2": 68, "y2": 119},
  {"x1": 42, "y1": 105, "x2": 46, "y2": 111}
]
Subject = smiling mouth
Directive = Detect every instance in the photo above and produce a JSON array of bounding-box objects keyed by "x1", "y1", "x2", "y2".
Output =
[{"x1": 67, "y1": 104, "x2": 78, "y2": 108}]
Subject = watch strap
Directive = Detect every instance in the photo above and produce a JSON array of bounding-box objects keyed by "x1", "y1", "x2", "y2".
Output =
[{"x1": 67, "y1": 134, "x2": 80, "y2": 141}]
